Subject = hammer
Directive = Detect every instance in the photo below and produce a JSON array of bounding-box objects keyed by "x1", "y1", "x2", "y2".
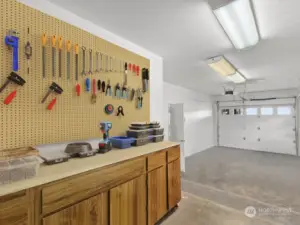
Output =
[
  {"x1": 0, "y1": 72, "x2": 26, "y2": 93},
  {"x1": 41, "y1": 82, "x2": 63, "y2": 104}
]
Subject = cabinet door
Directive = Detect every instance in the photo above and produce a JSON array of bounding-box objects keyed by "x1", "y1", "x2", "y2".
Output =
[
  {"x1": 0, "y1": 191, "x2": 28, "y2": 225},
  {"x1": 168, "y1": 158, "x2": 181, "y2": 209},
  {"x1": 148, "y1": 166, "x2": 167, "y2": 225},
  {"x1": 110, "y1": 175, "x2": 146, "y2": 225},
  {"x1": 43, "y1": 192, "x2": 108, "y2": 225}
]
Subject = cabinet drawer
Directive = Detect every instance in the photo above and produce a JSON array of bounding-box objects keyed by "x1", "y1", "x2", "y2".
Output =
[
  {"x1": 167, "y1": 145, "x2": 180, "y2": 163},
  {"x1": 147, "y1": 151, "x2": 166, "y2": 171},
  {"x1": 0, "y1": 191, "x2": 28, "y2": 225},
  {"x1": 42, "y1": 157, "x2": 146, "y2": 215}
]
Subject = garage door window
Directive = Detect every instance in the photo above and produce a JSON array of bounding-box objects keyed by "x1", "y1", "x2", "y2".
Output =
[
  {"x1": 234, "y1": 108, "x2": 243, "y2": 115},
  {"x1": 261, "y1": 107, "x2": 274, "y2": 115},
  {"x1": 277, "y1": 106, "x2": 292, "y2": 115},
  {"x1": 221, "y1": 109, "x2": 230, "y2": 115},
  {"x1": 246, "y1": 108, "x2": 258, "y2": 115}
]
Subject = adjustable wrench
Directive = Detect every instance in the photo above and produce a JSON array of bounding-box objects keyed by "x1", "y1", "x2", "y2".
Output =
[
  {"x1": 88, "y1": 49, "x2": 93, "y2": 75},
  {"x1": 82, "y1": 46, "x2": 86, "y2": 75}
]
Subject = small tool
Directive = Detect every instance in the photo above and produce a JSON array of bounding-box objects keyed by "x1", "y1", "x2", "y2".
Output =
[
  {"x1": 132, "y1": 64, "x2": 136, "y2": 73},
  {"x1": 76, "y1": 84, "x2": 81, "y2": 96},
  {"x1": 124, "y1": 62, "x2": 128, "y2": 85},
  {"x1": 128, "y1": 63, "x2": 132, "y2": 72},
  {"x1": 75, "y1": 44, "x2": 79, "y2": 81},
  {"x1": 131, "y1": 88, "x2": 135, "y2": 101},
  {"x1": 126, "y1": 87, "x2": 130, "y2": 100},
  {"x1": 115, "y1": 83, "x2": 121, "y2": 98},
  {"x1": 109, "y1": 56, "x2": 113, "y2": 72},
  {"x1": 117, "y1": 106, "x2": 124, "y2": 116},
  {"x1": 97, "y1": 80, "x2": 101, "y2": 91},
  {"x1": 58, "y1": 37, "x2": 63, "y2": 77},
  {"x1": 137, "y1": 89, "x2": 143, "y2": 109},
  {"x1": 100, "y1": 53, "x2": 103, "y2": 72},
  {"x1": 66, "y1": 40, "x2": 71, "y2": 80},
  {"x1": 41, "y1": 33, "x2": 47, "y2": 78},
  {"x1": 105, "y1": 54, "x2": 109, "y2": 72},
  {"x1": 41, "y1": 82, "x2": 63, "y2": 104},
  {"x1": 5, "y1": 30, "x2": 19, "y2": 72},
  {"x1": 91, "y1": 79, "x2": 97, "y2": 104},
  {"x1": 98, "y1": 122, "x2": 113, "y2": 153},
  {"x1": 125, "y1": 62, "x2": 128, "y2": 74},
  {"x1": 86, "y1": 78, "x2": 91, "y2": 92},
  {"x1": 95, "y1": 52, "x2": 99, "y2": 73},
  {"x1": 24, "y1": 41, "x2": 32, "y2": 74},
  {"x1": 88, "y1": 49, "x2": 93, "y2": 75},
  {"x1": 142, "y1": 68, "x2": 149, "y2": 92},
  {"x1": 121, "y1": 85, "x2": 127, "y2": 99},
  {"x1": 104, "y1": 104, "x2": 114, "y2": 115},
  {"x1": 136, "y1": 65, "x2": 140, "y2": 76},
  {"x1": 82, "y1": 46, "x2": 87, "y2": 75},
  {"x1": 114, "y1": 58, "x2": 118, "y2": 72},
  {"x1": 47, "y1": 97, "x2": 57, "y2": 110},
  {"x1": 106, "y1": 79, "x2": 112, "y2": 96},
  {"x1": 4, "y1": 90, "x2": 17, "y2": 105},
  {"x1": 0, "y1": 72, "x2": 26, "y2": 93},
  {"x1": 51, "y1": 35, "x2": 57, "y2": 78},
  {"x1": 101, "y1": 81, "x2": 106, "y2": 93}
]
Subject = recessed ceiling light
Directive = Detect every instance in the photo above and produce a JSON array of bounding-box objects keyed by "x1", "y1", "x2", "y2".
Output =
[{"x1": 214, "y1": 0, "x2": 259, "y2": 50}]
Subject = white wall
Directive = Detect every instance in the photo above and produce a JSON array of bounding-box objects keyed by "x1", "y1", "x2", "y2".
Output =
[
  {"x1": 18, "y1": 0, "x2": 164, "y2": 122},
  {"x1": 163, "y1": 82, "x2": 214, "y2": 157}
]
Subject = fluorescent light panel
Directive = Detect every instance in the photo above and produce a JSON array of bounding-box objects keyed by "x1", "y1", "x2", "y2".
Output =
[
  {"x1": 214, "y1": 0, "x2": 259, "y2": 50},
  {"x1": 227, "y1": 71, "x2": 246, "y2": 83},
  {"x1": 207, "y1": 56, "x2": 235, "y2": 76}
]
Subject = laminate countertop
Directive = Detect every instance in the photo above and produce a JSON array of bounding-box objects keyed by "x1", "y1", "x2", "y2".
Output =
[{"x1": 0, "y1": 141, "x2": 179, "y2": 197}]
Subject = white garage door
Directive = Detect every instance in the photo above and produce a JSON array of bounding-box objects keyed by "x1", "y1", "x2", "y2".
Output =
[{"x1": 218, "y1": 99, "x2": 297, "y2": 155}]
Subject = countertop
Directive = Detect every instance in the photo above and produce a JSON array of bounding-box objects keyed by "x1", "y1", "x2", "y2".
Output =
[{"x1": 0, "y1": 141, "x2": 179, "y2": 197}]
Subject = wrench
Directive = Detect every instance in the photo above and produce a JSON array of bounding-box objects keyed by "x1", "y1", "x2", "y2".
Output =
[
  {"x1": 105, "y1": 54, "x2": 109, "y2": 72},
  {"x1": 95, "y1": 52, "x2": 99, "y2": 73},
  {"x1": 81, "y1": 46, "x2": 86, "y2": 75},
  {"x1": 100, "y1": 53, "x2": 103, "y2": 72},
  {"x1": 88, "y1": 49, "x2": 93, "y2": 75}
]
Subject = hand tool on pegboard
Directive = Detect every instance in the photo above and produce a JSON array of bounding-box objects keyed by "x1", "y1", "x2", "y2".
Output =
[
  {"x1": 132, "y1": 64, "x2": 136, "y2": 74},
  {"x1": 47, "y1": 97, "x2": 57, "y2": 110},
  {"x1": 88, "y1": 49, "x2": 93, "y2": 75},
  {"x1": 109, "y1": 56, "x2": 113, "y2": 72},
  {"x1": 82, "y1": 46, "x2": 87, "y2": 75},
  {"x1": 124, "y1": 62, "x2": 128, "y2": 85},
  {"x1": 24, "y1": 41, "x2": 32, "y2": 74},
  {"x1": 101, "y1": 81, "x2": 106, "y2": 94},
  {"x1": 41, "y1": 33, "x2": 47, "y2": 79},
  {"x1": 5, "y1": 30, "x2": 19, "y2": 72},
  {"x1": 115, "y1": 83, "x2": 121, "y2": 99},
  {"x1": 121, "y1": 84, "x2": 127, "y2": 99},
  {"x1": 117, "y1": 106, "x2": 124, "y2": 116},
  {"x1": 91, "y1": 79, "x2": 97, "y2": 104},
  {"x1": 74, "y1": 44, "x2": 79, "y2": 81},
  {"x1": 86, "y1": 78, "x2": 90, "y2": 92},
  {"x1": 41, "y1": 82, "x2": 63, "y2": 104},
  {"x1": 137, "y1": 89, "x2": 143, "y2": 109},
  {"x1": 97, "y1": 80, "x2": 101, "y2": 91},
  {"x1": 131, "y1": 88, "x2": 135, "y2": 101},
  {"x1": 136, "y1": 65, "x2": 140, "y2": 76},
  {"x1": 58, "y1": 37, "x2": 63, "y2": 77},
  {"x1": 76, "y1": 84, "x2": 81, "y2": 96},
  {"x1": 51, "y1": 35, "x2": 57, "y2": 78},
  {"x1": 142, "y1": 68, "x2": 149, "y2": 92},
  {"x1": 128, "y1": 63, "x2": 132, "y2": 73},
  {"x1": 105, "y1": 54, "x2": 109, "y2": 72},
  {"x1": 95, "y1": 52, "x2": 99, "y2": 73},
  {"x1": 106, "y1": 79, "x2": 112, "y2": 96},
  {"x1": 114, "y1": 57, "x2": 117, "y2": 72},
  {"x1": 100, "y1": 53, "x2": 103, "y2": 72},
  {"x1": 0, "y1": 72, "x2": 26, "y2": 93},
  {"x1": 105, "y1": 104, "x2": 114, "y2": 115},
  {"x1": 66, "y1": 40, "x2": 71, "y2": 80}
]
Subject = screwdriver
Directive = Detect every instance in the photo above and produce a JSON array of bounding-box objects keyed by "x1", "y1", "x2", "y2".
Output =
[
  {"x1": 74, "y1": 44, "x2": 79, "y2": 81},
  {"x1": 66, "y1": 40, "x2": 71, "y2": 80},
  {"x1": 58, "y1": 36, "x2": 63, "y2": 77},
  {"x1": 51, "y1": 35, "x2": 57, "y2": 78},
  {"x1": 41, "y1": 33, "x2": 47, "y2": 79}
]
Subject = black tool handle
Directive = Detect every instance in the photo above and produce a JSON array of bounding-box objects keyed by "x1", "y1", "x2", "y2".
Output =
[
  {"x1": 0, "y1": 80, "x2": 10, "y2": 93},
  {"x1": 41, "y1": 90, "x2": 52, "y2": 103}
]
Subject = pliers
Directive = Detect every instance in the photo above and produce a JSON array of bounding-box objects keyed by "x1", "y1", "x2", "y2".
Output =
[
  {"x1": 115, "y1": 83, "x2": 121, "y2": 98},
  {"x1": 137, "y1": 89, "x2": 143, "y2": 109},
  {"x1": 106, "y1": 79, "x2": 112, "y2": 96},
  {"x1": 122, "y1": 85, "x2": 127, "y2": 99}
]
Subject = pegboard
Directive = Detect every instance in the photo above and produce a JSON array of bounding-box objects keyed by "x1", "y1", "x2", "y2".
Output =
[{"x1": 0, "y1": 0, "x2": 150, "y2": 151}]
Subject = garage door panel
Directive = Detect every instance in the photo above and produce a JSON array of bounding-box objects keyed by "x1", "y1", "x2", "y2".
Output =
[{"x1": 218, "y1": 101, "x2": 296, "y2": 155}]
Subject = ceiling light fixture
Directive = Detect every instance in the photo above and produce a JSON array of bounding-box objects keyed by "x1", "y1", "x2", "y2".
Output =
[
  {"x1": 213, "y1": 0, "x2": 259, "y2": 50},
  {"x1": 207, "y1": 56, "x2": 246, "y2": 83}
]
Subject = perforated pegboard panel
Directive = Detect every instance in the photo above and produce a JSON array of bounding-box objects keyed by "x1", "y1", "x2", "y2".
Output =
[{"x1": 0, "y1": 0, "x2": 150, "y2": 151}]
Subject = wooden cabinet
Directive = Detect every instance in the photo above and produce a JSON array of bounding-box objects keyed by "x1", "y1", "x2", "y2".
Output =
[
  {"x1": 0, "y1": 191, "x2": 29, "y2": 225},
  {"x1": 43, "y1": 192, "x2": 108, "y2": 225},
  {"x1": 148, "y1": 166, "x2": 167, "y2": 225},
  {"x1": 110, "y1": 175, "x2": 146, "y2": 225},
  {"x1": 168, "y1": 158, "x2": 181, "y2": 209}
]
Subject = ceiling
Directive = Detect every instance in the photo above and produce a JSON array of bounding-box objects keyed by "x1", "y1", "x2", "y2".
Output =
[{"x1": 48, "y1": 0, "x2": 300, "y2": 95}]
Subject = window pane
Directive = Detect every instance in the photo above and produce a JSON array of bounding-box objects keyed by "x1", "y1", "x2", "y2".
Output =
[
  {"x1": 246, "y1": 108, "x2": 257, "y2": 115},
  {"x1": 277, "y1": 106, "x2": 291, "y2": 115},
  {"x1": 221, "y1": 109, "x2": 230, "y2": 115},
  {"x1": 234, "y1": 108, "x2": 243, "y2": 115},
  {"x1": 261, "y1": 107, "x2": 273, "y2": 115}
]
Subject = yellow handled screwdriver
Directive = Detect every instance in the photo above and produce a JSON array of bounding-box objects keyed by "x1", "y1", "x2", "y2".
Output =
[
  {"x1": 41, "y1": 33, "x2": 47, "y2": 79},
  {"x1": 58, "y1": 36, "x2": 63, "y2": 78},
  {"x1": 51, "y1": 35, "x2": 57, "y2": 78},
  {"x1": 74, "y1": 44, "x2": 79, "y2": 81},
  {"x1": 66, "y1": 40, "x2": 71, "y2": 80}
]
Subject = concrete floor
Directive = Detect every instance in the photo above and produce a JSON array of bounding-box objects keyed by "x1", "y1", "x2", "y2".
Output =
[{"x1": 164, "y1": 146, "x2": 300, "y2": 225}]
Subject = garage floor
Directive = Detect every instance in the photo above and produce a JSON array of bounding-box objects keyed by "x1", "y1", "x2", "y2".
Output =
[{"x1": 171, "y1": 147, "x2": 300, "y2": 225}]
